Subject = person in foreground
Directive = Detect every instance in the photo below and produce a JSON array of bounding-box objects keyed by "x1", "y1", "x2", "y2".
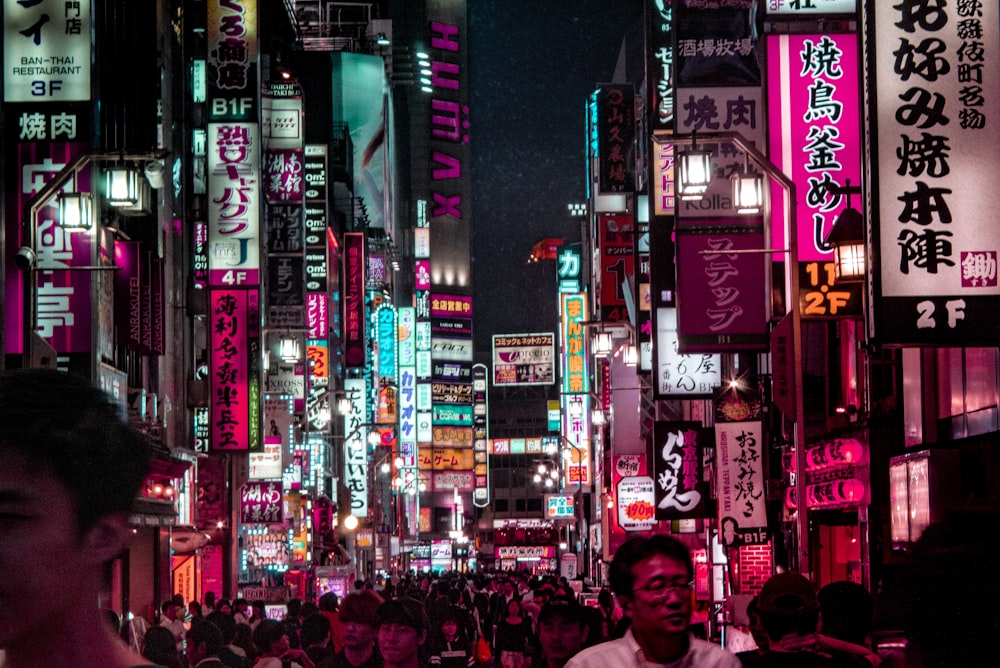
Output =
[
  {"x1": 565, "y1": 534, "x2": 740, "y2": 668},
  {"x1": 0, "y1": 369, "x2": 157, "y2": 668},
  {"x1": 377, "y1": 598, "x2": 430, "y2": 668}
]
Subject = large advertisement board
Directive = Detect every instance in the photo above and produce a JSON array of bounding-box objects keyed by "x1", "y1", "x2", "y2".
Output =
[{"x1": 492, "y1": 333, "x2": 555, "y2": 386}]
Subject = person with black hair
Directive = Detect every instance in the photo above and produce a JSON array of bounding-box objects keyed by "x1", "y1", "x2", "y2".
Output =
[
  {"x1": 565, "y1": 535, "x2": 739, "y2": 668},
  {"x1": 748, "y1": 572, "x2": 874, "y2": 667},
  {"x1": 205, "y1": 611, "x2": 251, "y2": 668},
  {"x1": 321, "y1": 590, "x2": 385, "y2": 668},
  {"x1": 426, "y1": 610, "x2": 475, "y2": 668},
  {"x1": 253, "y1": 619, "x2": 315, "y2": 668},
  {"x1": 377, "y1": 598, "x2": 431, "y2": 668},
  {"x1": 531, "y1": 601, "x2": 588, "y2": 668},
  {"x1": 186, "y1": 620, "x2": 227, "y2": 668},
  {"x1": 302, "y1": 613, "x2": 336, "y2": 664},
  {"x1": 0, "y1": 370, "x2": 160, "y2": 668}
]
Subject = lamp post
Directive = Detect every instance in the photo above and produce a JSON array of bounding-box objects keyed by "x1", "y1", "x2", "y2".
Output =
[{"x1": 654, "y1": 130, "x2": 810, "y2": 577}]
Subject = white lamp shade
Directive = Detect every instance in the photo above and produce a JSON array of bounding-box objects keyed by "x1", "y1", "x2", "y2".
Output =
[
  {"x1": 278, "y1": 336, "x2": 300, "y2": 362},
  {"x1": 835, "y1": 242, "x2": 866, "y2": 281},
  {"x1": 106, "y1": 167, "x2": 140, "y2": 206},
  {"x1": 733, "y1": 173, "x2": 764, "y2": 214},
  {"x1": 593, "y1": 331, "x2": 613, "y2": 356},
  {"x1": 677, "y1": 150, "x2": 713, "y2": 200},
  {"x1": 57, "y1": 192, "x2": 93, "y2": 228}
]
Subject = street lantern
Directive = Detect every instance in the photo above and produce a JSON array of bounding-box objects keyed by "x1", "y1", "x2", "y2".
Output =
[
  {"x1": 677, "y1": 148, "x2": 713, "y2": 200},
  {"x1": 105, "y1": 166, "x2": 141, "y2": 207},
  {"x1": 57, "y1": 192, "x2": 93, "y2": 229},
  {"x1": 278, "y1": 335, "x2": 301, "y2": 362},
  {"x1": 732, "y1": 172, "x2": 765, "y2": 214},
  {"x1": 592, "y1": 331, "x2": 613, "y2": 356},
  {"x1": 825, "y1": 207, "x2": 865, "y2": 282}
]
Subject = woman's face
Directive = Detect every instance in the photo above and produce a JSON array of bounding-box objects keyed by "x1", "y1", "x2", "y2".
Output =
[
  {"x1": 442, "y1": 620, "x2": 458, "y2": 638},
  {"x1": 507, "y1": 599, "x2": 521, "y2": 616}
]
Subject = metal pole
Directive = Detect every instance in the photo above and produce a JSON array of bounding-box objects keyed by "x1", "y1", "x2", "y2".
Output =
[{"x1": 652, "y1": 131, "x2": 809, "y2": 578}]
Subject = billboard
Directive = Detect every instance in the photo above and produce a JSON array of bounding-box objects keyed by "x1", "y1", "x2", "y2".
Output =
[{"x1": 491, "y1": 333, "x2": 555, "y2": 386}]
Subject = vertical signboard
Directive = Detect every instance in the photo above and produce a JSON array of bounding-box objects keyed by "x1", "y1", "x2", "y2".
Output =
[
  {"x1": 675, "y1": 231, "x2": 769, "y2": 352},
  {"x1": 207, "y1": 122, "x2": 261, "y2": 287},
  {"x1": 767, "y1": 33, "x2": 861, "y2": 263},
  {"x1": 596, "y1": 84, "x2": 636, "y2": 193},
  {"x1": 654, "y1": 307, "x2": 722, "y2": 397},
  {"x1": 869, "y1": 1, "x2": 1000, "y2": 345},
  {"x1": 343, "y1": 232, "x2": 366, "y2": 367},
  {"x1": 598, "y1": 214, "x2": 635, "y2": 321},
  {"x1": 652, "y1": 421, "x2": 709, "y2": 520},
  {"x1": 560, "y1": 293, "x2": 589, "y2": 394},
  {"x1": 210, "y1": 290, "x2": 250, "y2": 451},
  {"x1": 206, "y1": 0, "x2": 259, "y2": 123},
  {"x1": 343, "y1": 377, "x2": 368, "y2": 517},
  {"x1": 714, "y1": 382, "x2": 767, "y2": 546},
  {"x1": 3, "y1": 0, "x2": 92, "y2": 102},
  {"x1": 472, "y1": 364, "x2": 489, "y2": 508}
]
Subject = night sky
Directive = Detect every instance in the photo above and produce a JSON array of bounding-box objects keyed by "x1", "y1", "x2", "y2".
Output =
[{"x1": 468, "y1": 1, "x2": 644, "y2": 354}]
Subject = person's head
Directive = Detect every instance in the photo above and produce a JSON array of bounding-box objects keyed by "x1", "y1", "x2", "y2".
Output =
[
  {"x1": 188, "y1": 600, "x2": 203, "y2": 618},
  {"x1": 340, "y1": 590, "x2": 384, "y2": 650},
  {"x1": 301, "y1": 612, "x2": 332, "y2": 648},
  {"x1": 755, "y1": 572, "x2": 820, "y2": 642},
  {"x1": 250, "y1": 599, "x2": 266, "y2": 619},
  {"x1": 817, "y1": 580, "x2": 873, "y2": 645},
  {"x1": 286, "y1": 597, "x2": 303, "y2": 621},
  {"x1": 377, "y1": 598, "x2": 429, "y2": 666},
  {"x1": 608, "y1": 535, "x2": 694, "y2": 642},
  {"x1": 143, "y1": 625, "x2": 180, "y2": 666},
  {"x1": 206, "y1": 610, "x2": 237, "y2": 645},
  {"x1": 745, "y1": 596, "x2": 768, "y2": 652},
  {"x1": 253, "y1": 619, "x2": 291, "y2": 657},
  {"x1": 232, "y1": 598, "x2": 248, "y2": 615},
  {"x1": 319, "y1": 591, "x2": 340, "y2": 613},
  {"x1": 506, "y1": 597, "x2": 522, "y2": 617},
  {"x1": 186, "y1": 619, "x2": 224, "y2": 665},
  {"x1": 536, "y1": 601, "x2": 588, "y2": 667},
  {"x1": 439, "y1": 613, "x2": 460, "y2": 641},
  {"x1": 0, "y1": 370, "x2": 151, "y2": 652},
  {"x1": 161, "y1": 600, "x2": 179, "y2": 621},
  {"x1": 218, "y1": 598, "x2": 233, "y2": 616},
  {"x1": 205, "y1": 591, "x2": 217, "y2": 608}
]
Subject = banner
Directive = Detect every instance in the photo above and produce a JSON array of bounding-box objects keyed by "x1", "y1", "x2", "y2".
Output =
[{"x1": 652, "y1": 421, "x2": 709, "y2": 520}]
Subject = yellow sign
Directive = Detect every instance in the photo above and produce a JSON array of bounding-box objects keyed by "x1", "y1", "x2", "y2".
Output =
[{"x1": 418, "y1": 447, "x2": 474, "y2": 471}]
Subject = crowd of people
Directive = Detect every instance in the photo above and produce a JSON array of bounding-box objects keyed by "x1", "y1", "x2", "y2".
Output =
[{"x1": 3, "y1": 370, "x2": 999, "y2": 668}]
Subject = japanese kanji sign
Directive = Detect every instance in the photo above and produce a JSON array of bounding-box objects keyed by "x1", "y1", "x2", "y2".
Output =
[
  {"x1": 870, "y1": 1, "x2": 1000, "y2": 344},
  {"x1": 4, "y1": 0, "x2": 91, "y2": 102},
  {"x1": 239, "y1": 481, "x2": 283, "y2": 525},
  {"x1": 715, "y1": 420, "x2": 768, "y2": 547},
  {"x1": 652, "y1": 421, "x2": 709, "y2": 520}
]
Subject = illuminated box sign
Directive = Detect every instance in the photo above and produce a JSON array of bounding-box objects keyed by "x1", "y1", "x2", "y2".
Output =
[
  {"x1": 342, "y1": 378, "x2": 368, "y2": 516},
  {"x1": 206, "y1": 0, "x2": 259, "y2": 122},
  {"x1": 432, "y1": 404, "x2": 472, "y2": 426},
  {"x1": 715, "y1": 421, "x2": 768, "y2": 547},
  {"x1": 598, "y1": 214, "x2": 635, "y2": 321},
  {"x1": 561, "y1": 394, "x2": 592, "y2": 488},
  {"x1": 544, "y1": 494, "x2": 575, "y2": 519},
  {"x1": 617, "y1": 476, "x2": 656, "y2": 532},
  {"x1": 430, "y1": 337, "x2": 473, "y2": 362},
  {"x1": 766, "y1": 1, "x2": 857, "y2": 17},
  {"x1": 3, "y1": 0, "x2": 92, "y2": 102},
  {"x1": 560, "y1": 293, "x2": 589, "y2": 394},
  {"x1": 432, "y1": 361, "x2": 472, "y2": 382},
  {"x1": 869, "y1": 1, "x2": 1000, "y2": 345},
  {"x1": 492, "y1": 333, "x2": 556, "y2": 386},
  {"x1": 398, "y1": 308, "x2": 416, "y2": 366},
  {"x1": 652, "y1": 421, "x2": 709, "y2": 520},
  {"x1": 376, "y1": 305, "x2": 398, "y2": 380},
  {"x1": 495, "y1": 545, "x2": 555, "y2": 560},
  {"x1": 432, "y1": 470, "x2": 474, "y2": 492},
  {"x1": 207, "y1": 123, "x2": 262, "y2": 287},
  {"x1": 418, "y1": 448, "x2": 474, "y2": 471},
  {"x1": 431, "y1": 294, "x2": 473, "y2": 318},
  {"x1": 433, "y1": 426, "x2": 473, "y2": 448},
  {"x1": 595, "y1": 84, "x2": 636, "y2": 193},
  {"x1": 210, "y1": 290, "x2": 251, "y2": 451},
  {"x1": 654, "y1": 307, "x2": 722, "y2": 398},
  {"x1": 432, "y1": 382, "x2": 472, "y2": 404},
  {"x1": 767, "y1": 33, "x2": 860, "y2": 260},
  {"x1": 342, "y1": 233, "x2": 366, "y2": 367},
  {"x1": 557, "y1": 246, "x2": 582, "y2": 294},
  {"x1": 239, "y1": 481, "x2": 283, "y2": 524}
]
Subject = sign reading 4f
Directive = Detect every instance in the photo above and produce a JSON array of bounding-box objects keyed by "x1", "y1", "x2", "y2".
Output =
[{"x1": 4, "y1": 0, "x2": 92, "y2": 102}]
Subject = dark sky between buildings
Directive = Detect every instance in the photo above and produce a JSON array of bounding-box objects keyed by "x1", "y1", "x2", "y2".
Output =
[{"x1": 468, "y1": 0, "x2": 644, "y2": 354}]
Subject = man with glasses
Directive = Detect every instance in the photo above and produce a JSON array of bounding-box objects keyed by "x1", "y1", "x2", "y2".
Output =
[{"x1": 565, "y1": 535, "x2": 740, "y2": 668}]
